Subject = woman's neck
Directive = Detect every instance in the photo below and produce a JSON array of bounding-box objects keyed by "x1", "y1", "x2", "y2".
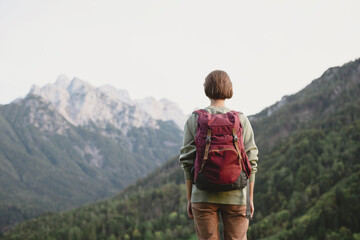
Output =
[{"x1": 210, "y1": 99, "x2": 226, "y2": 108}]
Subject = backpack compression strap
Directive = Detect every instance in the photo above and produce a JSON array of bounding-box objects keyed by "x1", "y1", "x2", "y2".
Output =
[
  {"x1": 232, "y1": 129, "x2": 243, "y2": 163},
  {"x1": 199, "y1": 129, "x2": 211, "y2": 173}
]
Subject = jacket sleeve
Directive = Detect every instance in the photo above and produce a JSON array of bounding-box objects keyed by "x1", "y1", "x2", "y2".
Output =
[
  {"x1": 179, "y1": 113, "x2": 197, "y2": 180},
  {"x1": 240, "y1": 114, "x2": 259, "y2": 182}
]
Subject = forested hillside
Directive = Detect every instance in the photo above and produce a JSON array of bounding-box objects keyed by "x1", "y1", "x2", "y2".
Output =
[
  {"x1": 247, "y1": 59, "x2": 360, "y2": 239},
  {"x1": 2, "y1": 59, "x2": 360, "y2": 240}
]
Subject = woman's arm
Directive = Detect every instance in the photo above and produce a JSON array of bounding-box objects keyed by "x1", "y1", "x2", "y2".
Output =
[
  {"x1": 186, "y1": 179, "x2": 194, "y2": 218},
  {"x1": 249, "y1": 181, "x2": 255, "y2": 218},
  {"x1": 179, "y1": 114, "x2": 197, "y2": 180},
  {"x1": 241, "y1": 114, "x2": 258, "y2": 218},
  {"x1": 179, "y1": 114, "x2": 197, "y2": 218}
]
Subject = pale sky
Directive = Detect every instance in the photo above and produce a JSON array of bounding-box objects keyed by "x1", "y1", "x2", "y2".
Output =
[{"x1": 1, "y1": 0, "x2": 360, "y2": 116}]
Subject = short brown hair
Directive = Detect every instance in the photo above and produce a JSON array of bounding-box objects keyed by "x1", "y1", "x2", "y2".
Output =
[{"x1": 204, "y1": 70, "x2": 233, "y2": 99}]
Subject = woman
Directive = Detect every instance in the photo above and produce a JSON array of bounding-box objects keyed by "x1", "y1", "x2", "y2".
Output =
[{"x1": 179, "y1": 70, "x2": 258, "y2": 240}]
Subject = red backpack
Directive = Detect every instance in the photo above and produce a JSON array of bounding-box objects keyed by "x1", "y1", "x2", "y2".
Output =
[{"x1": 194, "y1": 109, "x2": 252, "y2": 192}]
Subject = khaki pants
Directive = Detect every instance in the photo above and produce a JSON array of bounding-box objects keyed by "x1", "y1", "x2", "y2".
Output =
[{"x1": 191, "y1": 203, "x2": 248, "y2": 240}]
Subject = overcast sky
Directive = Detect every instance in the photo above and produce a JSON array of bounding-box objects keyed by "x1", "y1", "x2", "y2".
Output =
[{"x1": 1, "y1": 0, "x2": 360, "y2": 116}]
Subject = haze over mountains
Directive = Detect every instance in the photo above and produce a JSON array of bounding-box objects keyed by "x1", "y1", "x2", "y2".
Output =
[{"x1": 0, "y1": 77, "x2": 185, "y2": 228}]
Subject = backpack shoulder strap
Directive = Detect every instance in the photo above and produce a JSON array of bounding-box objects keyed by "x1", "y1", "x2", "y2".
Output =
[{"x1": 193, "y1": 109, "x2": 208, "y2": 116}]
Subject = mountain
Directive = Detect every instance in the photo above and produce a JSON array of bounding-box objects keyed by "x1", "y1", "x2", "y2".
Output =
[
  {"x1": 2, "y1": 58, "x2": 360, "y2": 240},
  {"x1": 0, "y1": 76, "x2": 184, "y2": 230},
  {"x1": 29, "y1": 75, "x2": 186, "y2": 129}
]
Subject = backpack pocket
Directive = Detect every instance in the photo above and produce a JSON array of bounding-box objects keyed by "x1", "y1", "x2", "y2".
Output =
[{"x1": 199, "y1": 145, "x2": 242, "y2": 186}]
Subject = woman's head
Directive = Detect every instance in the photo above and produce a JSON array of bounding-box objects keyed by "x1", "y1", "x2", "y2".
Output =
[{"x1": 204, "y1": 70, "x2": 233, "y2": 100}]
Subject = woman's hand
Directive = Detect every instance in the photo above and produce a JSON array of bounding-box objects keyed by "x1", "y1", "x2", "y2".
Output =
[
  {"x1": 250, "y1": 200, "x2": 254, "y2": 218},
  {"x1": 249, "y1": 181, "x2": 255, "y2": 218},
  {"x1": 187, "y1": 200, "x2": 194, "y2": 219},
  {"x1": 186, "y1": 180, "x2": 194, "y2": 218}
]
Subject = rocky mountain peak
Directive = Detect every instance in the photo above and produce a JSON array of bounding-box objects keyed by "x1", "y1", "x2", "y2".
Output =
[
  {"x1": 27, "y1": 76, "x2": 186, "y2": 132},
  {"x1": 68, "y1": 78, "x2": 94, "y2": 94},
  {"x1": 55, "y1": 74, "x2": 72, "y2": 88}
]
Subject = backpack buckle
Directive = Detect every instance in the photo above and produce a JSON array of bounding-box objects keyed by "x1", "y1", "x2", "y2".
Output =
[
  {"x1": 232, "y1": 129, "x2": 239, "y2": 142},
  {"x1": 206, "y1": 129, "x2": 212, "y2": 143}
]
